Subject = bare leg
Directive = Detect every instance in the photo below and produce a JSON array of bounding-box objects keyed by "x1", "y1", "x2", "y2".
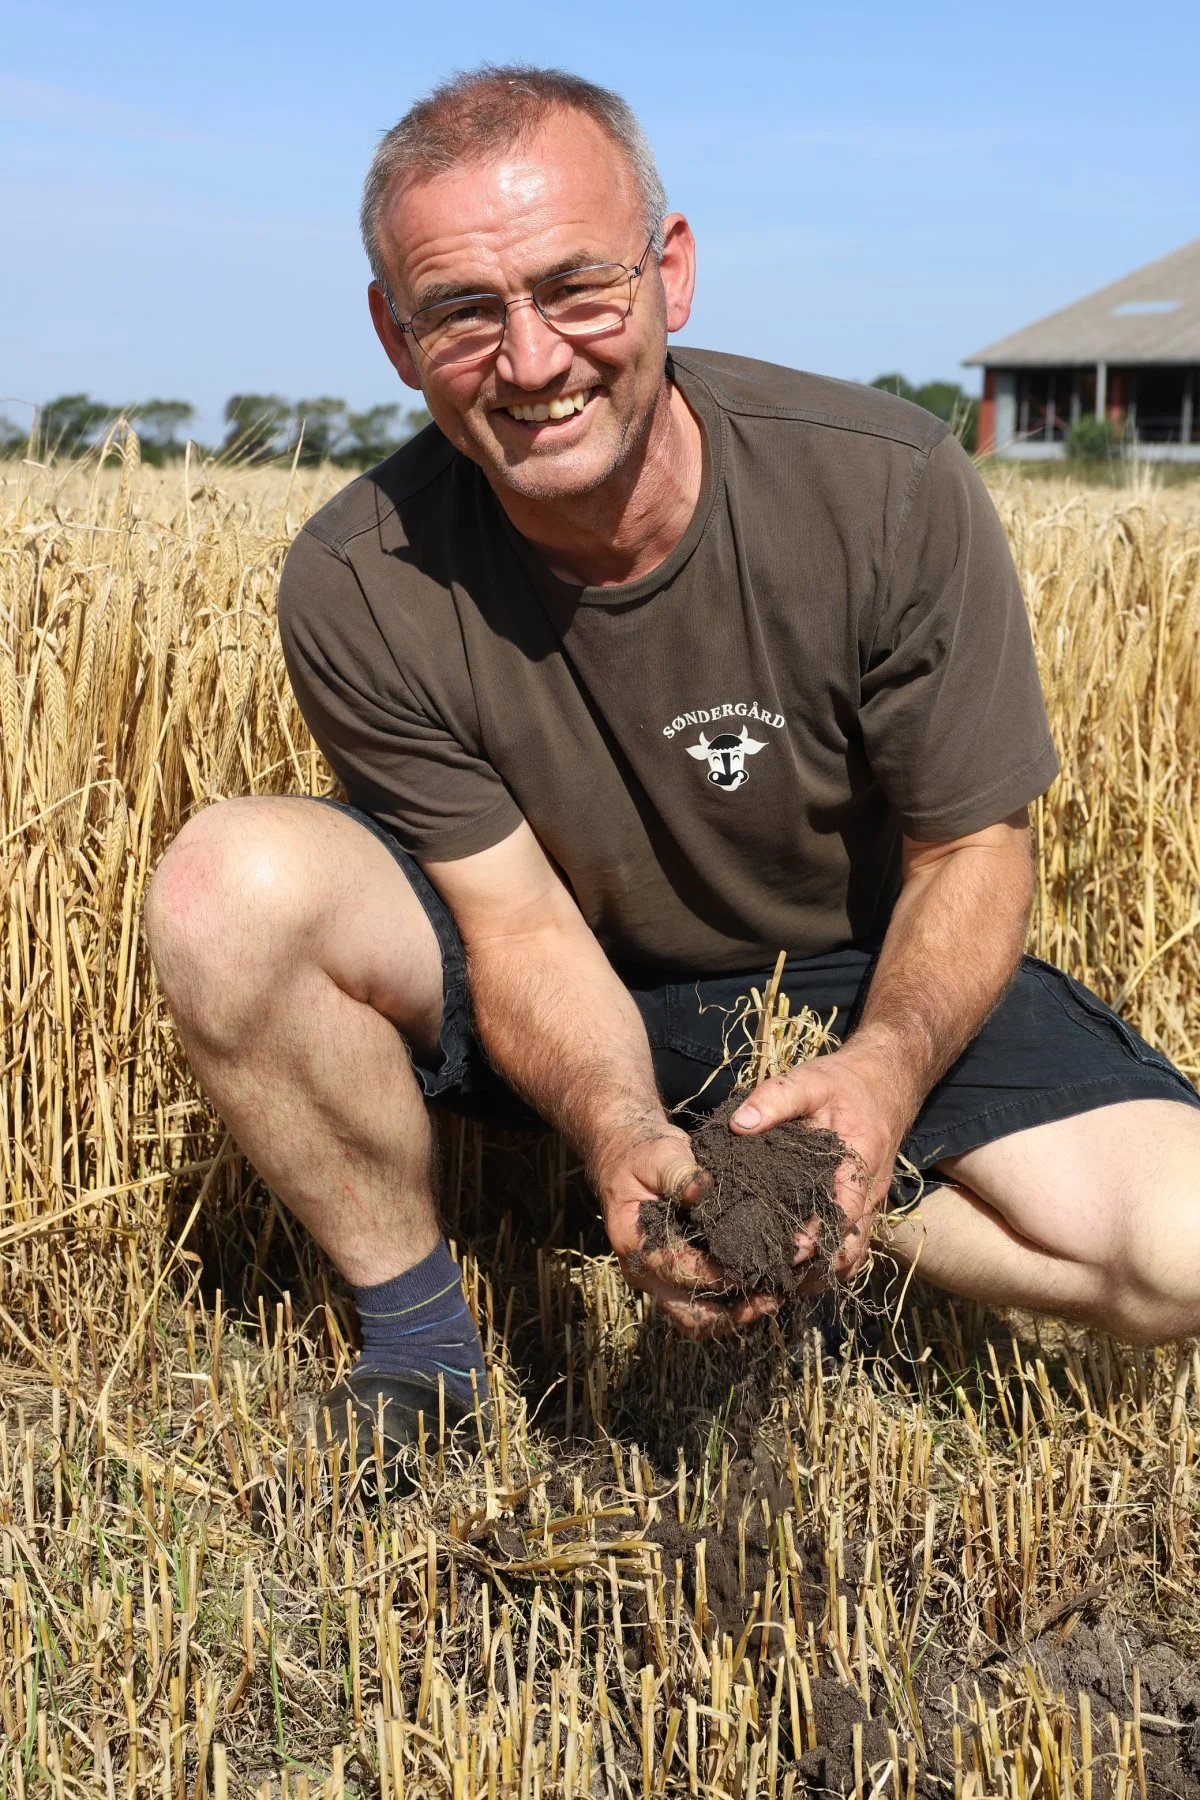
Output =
[
  {"x1": 879, "y1": 1098, "x2": 1200, "y2": 1343},
  {"x1": 146, "y1": 797, "x2": 446, "y2": 1287}
]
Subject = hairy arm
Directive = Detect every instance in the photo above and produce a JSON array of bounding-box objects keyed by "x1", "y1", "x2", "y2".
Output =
[
  {"x1": 732, "y1": 809, "x2": 1035, "y2": 1276},
  {"x1": 424, "y1": 823, "x2": 772, "y2": 1334}
]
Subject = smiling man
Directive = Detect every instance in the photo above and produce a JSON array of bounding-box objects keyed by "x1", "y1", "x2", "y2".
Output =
[{"x1": 146, "y1": 65, "x2": 1200, "y2": 1470}]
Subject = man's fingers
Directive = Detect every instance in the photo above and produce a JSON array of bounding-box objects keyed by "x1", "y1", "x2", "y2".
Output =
[
  {"x1": 617, "y1": 1239, "x2": 777, "y2": 1336},
  {"x1": 659, "y1": 1160, "x2": 712, "y2": 1208},
  {"x1": 834, "y1": 1152, "x2": 873, "y2": 1212},
  {"x1": 622, "y1": 1154, "x2": 721, "y2": 1286},
  {"x1": 610, "y1": 1208, "x2": 730, "y2": 1297},
  {"x1": 656, "y1": 1286, "x2": 777, "y2": 1339},
  {"x1": 791, "y1": 1215, "x2": 822, "y2": 1264},
  {"x1": 832, "y1": 1218, "x2": 872, "y2": 1278},
  {"x1": 633, "y1": 1226, "x2": 728, "y2": 1293},
  {"x1": 791, "y1": 1206, "x2": 873, "y2": 1279},
  {"x1": 729, "y1": 1068, "x2": 822, "y2": 1134}
]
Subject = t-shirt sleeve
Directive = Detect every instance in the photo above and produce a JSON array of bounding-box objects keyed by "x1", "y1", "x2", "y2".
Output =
[
  {"x1": 858, "y1": 432, "x2": 1059, "y2": 840},
  {"x1": 277, "y1": 524, "x2": 523, "y2": 859}
]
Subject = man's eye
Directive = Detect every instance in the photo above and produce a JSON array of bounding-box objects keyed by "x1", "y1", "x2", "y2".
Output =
[
  {"x1": 546, "y1": 277, "x2": 605, "y2": 301},
  {"x1": 418, "y1": 298, "x2": 497, "y2": 330}
]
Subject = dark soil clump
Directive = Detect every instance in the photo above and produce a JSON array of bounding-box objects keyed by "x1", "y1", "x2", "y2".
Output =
[
  {"x1": 797, "y1": 1682, "x2": 894, "y2": 1796},
  {"x1": 1022, "y1": 1621, "x2": 1200, "y2": 1797},
  {"x1": 640, "y1": 1093, "x2": 856, "y2": 1295}
]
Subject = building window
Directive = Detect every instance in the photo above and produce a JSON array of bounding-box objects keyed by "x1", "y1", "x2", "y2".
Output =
[
  {"x1": 1015, "y1": 368, "x2": 1084, "y2": 444},
  {"x1": 1128, "y1": 368, "x2": 1192, "y2": 444}
]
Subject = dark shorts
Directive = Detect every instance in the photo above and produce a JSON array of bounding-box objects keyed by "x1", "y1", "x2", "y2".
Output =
[{"x1": 323, "y1": 800, "x2": 1200, "y2": 1181}]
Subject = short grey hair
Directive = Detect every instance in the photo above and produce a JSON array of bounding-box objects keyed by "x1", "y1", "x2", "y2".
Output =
[{"x1": 360, "y1": 65, "x2": 667, "y2": 296}]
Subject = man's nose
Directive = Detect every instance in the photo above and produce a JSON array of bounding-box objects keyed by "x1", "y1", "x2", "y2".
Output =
[{"x1": 493, "y1": 297, "x2": 575, "y2": 390}]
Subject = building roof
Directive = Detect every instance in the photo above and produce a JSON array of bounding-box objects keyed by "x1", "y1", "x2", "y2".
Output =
[{"x1": 964, "y1": 239, "x2": 1200, "y2": 367}]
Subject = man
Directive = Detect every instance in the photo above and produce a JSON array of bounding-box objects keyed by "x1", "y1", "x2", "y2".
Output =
[{"x1": 146, "y1": 66, "x2": 1200, "y2": 1464}]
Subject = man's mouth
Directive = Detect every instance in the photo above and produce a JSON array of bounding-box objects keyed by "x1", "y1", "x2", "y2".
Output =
[{"x1": 499, "y1": 388, "x2": 596, "y2": 426}]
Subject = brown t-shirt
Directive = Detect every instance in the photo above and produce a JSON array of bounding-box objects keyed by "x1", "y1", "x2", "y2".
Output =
[{"x1": 278, "y1": 349, "x2": 1059, "y2": 974}]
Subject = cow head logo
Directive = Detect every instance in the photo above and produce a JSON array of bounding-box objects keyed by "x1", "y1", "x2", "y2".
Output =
[{"x1": 686, "y1": 725, "x2": 767, "y2": 790}]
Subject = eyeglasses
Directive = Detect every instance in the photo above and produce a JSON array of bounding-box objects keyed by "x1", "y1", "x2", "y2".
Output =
[{"x1": 386, "y1": 230, "x2": 658, "y2": 368}]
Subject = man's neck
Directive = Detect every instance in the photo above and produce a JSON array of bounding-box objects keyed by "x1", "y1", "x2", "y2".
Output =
[{"x1": 489, "y1": 380, "x2": 704, "y2": 589}]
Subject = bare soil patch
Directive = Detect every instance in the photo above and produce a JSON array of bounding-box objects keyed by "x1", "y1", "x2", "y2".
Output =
[{"x1": 633, "y1": 1485, "x2": 1200, "y2": 1798}]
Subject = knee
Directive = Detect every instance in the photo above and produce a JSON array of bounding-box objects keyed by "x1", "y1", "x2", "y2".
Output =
[
  {"x1": 146, "y1": 799, "x2": 320, "y2": 1040},
  {"x1": 1112, "y1": 1181, "x2": 1200, "y2": 1344}
]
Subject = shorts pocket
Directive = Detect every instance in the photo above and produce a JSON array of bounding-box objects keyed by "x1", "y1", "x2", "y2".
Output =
[
  {"x1": 662, "y1": 981, "x2": 732, "y2": 1066},
  {"x1": 1026, "y1": 956, "x2": 1175, "y2": 1074}
]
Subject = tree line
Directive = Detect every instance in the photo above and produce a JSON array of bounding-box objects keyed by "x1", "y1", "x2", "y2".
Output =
[
  {"x1": 0, "y1": 376, "x2": 980, "y2": 465},
  {"x1": 0, "y1": 394, "x2": 433, "y2": 466},
  {"x1": 869, "y1": 375, "x2": 979, "y2": 452}
]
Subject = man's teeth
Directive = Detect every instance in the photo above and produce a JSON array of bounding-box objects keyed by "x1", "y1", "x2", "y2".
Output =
[{"x1": 506, "y1": 390, "x2": 590, "y2": 423}]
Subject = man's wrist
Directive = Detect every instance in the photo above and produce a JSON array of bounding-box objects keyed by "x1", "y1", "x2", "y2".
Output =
[
  {"x1": 584, "y1": 1105, "x2": 685, "y2": 1194},
  {"x1": 838, "y1": 1026, "x2": 929, "y2": 1141}
]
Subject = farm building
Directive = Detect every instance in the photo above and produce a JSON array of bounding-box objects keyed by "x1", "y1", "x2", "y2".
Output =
[{"x1": 965, "y1": 239, "x2": 1200, "y2": 460}]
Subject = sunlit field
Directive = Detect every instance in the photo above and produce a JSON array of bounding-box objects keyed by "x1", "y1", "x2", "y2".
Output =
[{"x1": 1, "y1": 438, "x2": 1198, "y2": 1798}]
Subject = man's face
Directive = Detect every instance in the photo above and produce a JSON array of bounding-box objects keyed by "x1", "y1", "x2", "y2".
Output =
[{"x1": 369, "y1": 111, "x2": 695, "y2": 502}]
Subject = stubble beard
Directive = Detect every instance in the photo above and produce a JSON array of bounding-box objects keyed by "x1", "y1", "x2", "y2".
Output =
[{"x1": 474, "y1": 372, "x2": 663, "y2": 506}]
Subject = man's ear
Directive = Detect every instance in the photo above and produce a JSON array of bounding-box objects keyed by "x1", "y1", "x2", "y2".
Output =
[
  {"x1": 368, "y1": 281, "x2": 423, "y2": 390},
  {"x1": 657, "y1": 212, "x2": 696, "y2": 336}
]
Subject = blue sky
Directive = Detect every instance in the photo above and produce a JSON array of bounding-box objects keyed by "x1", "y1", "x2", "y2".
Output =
[{"x1": 4, "y1": 0, "x2": 1197, "y2": 445}]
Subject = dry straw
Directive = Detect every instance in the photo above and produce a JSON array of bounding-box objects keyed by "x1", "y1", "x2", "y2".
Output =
[{"x1": 0, "y1": 438, "x2": 1197, "y2": 1795}]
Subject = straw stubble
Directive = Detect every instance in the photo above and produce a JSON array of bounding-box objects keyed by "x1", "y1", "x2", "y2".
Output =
[{"x1": 0, "y1": 438, "x2": 1197, "y2": 1795}]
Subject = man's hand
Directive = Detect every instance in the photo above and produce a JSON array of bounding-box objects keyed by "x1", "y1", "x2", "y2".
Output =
[
  {"x1": 590, "y1": 1124, "x2": 778, "y2": 1337},
  {"x1": 727, "y1": 1043, "x2": 906, "y2": 1286}
]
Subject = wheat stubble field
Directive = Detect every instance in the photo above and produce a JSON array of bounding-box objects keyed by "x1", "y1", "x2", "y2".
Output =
[{"x1": 1, "y1": 437, "x2": 1199, "y2": 1799}]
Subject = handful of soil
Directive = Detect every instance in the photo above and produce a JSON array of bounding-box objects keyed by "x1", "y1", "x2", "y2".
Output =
[{"x1": 639, "y1": 1094, "x2": 857, "y2": 1296}]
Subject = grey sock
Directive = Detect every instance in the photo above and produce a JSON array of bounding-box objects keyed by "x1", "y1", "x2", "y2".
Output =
[{"x1": 351, "y1": 1238, "x2": 488, "y2": 1410}]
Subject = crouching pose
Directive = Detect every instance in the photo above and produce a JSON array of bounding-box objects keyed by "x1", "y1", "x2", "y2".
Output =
[{"x1": 146, "y1": 66, "x2": 1200, "y2": 1469}]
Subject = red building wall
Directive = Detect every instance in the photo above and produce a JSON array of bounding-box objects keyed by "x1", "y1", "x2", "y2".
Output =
[
  {"x1": 1108, "y1": 369, "x2": 1127, "y2": 424},
  {"x1": 977, "y1": 369, "x2": 997, "y2": 454}
]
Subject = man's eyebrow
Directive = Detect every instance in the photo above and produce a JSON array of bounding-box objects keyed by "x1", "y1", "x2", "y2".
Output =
[{"x1": 411, "y1": 250, "x2": 604, "y2": 312}]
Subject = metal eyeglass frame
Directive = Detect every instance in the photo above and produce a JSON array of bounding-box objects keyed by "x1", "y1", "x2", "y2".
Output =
[{"x1": 384, "y1": 229, "x2": 659, "y2": 367}]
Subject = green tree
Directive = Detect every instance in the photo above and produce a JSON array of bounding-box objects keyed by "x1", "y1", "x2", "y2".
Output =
[
  {"x1": 218, "y1": 394, "x2": 435, "y2": 466},
  {"x1": 291, "y1": 397, "x2": 349, "y2": 464},
  {"x1": 340, "y1": 404, "x2": 432, "y2": 465},
  {"x1": 132, "y1": 399, "x2": 196, "y2": 460},
  {"x1": 342, "y1": 403, "x2": 401, "y2": 463},
  {"x1": 872, "y1": 372, "x2": 915, "y2": 402},
  {"x1": 221, "y1": 394, "x2": 293, "y2": 461},
  {"x1": 870, "y1": 374, "x2": 979, "y2": 453},
  {"x1": 0, "y1": 413, "x2": 28, "y2": 457},
  {"x1": 38, "y1": 394, "x2": 120, "y2": 454}
]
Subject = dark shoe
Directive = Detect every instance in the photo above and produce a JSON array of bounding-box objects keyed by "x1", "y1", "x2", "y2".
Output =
[{"x1": 314, "y1": 1366, "x2": 481, "y2": 1494}]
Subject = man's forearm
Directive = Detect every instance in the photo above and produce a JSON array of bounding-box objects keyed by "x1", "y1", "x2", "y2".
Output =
[
  {"x1": 466, "y1": 924, "x2": 670, "y2": 1172},
  {"x1": 848, "y1": 824, "x2": 1034, "y2": 1136},
  {"x1": 426, "y1": 826, "x2": 746, "y2": 1332}
]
